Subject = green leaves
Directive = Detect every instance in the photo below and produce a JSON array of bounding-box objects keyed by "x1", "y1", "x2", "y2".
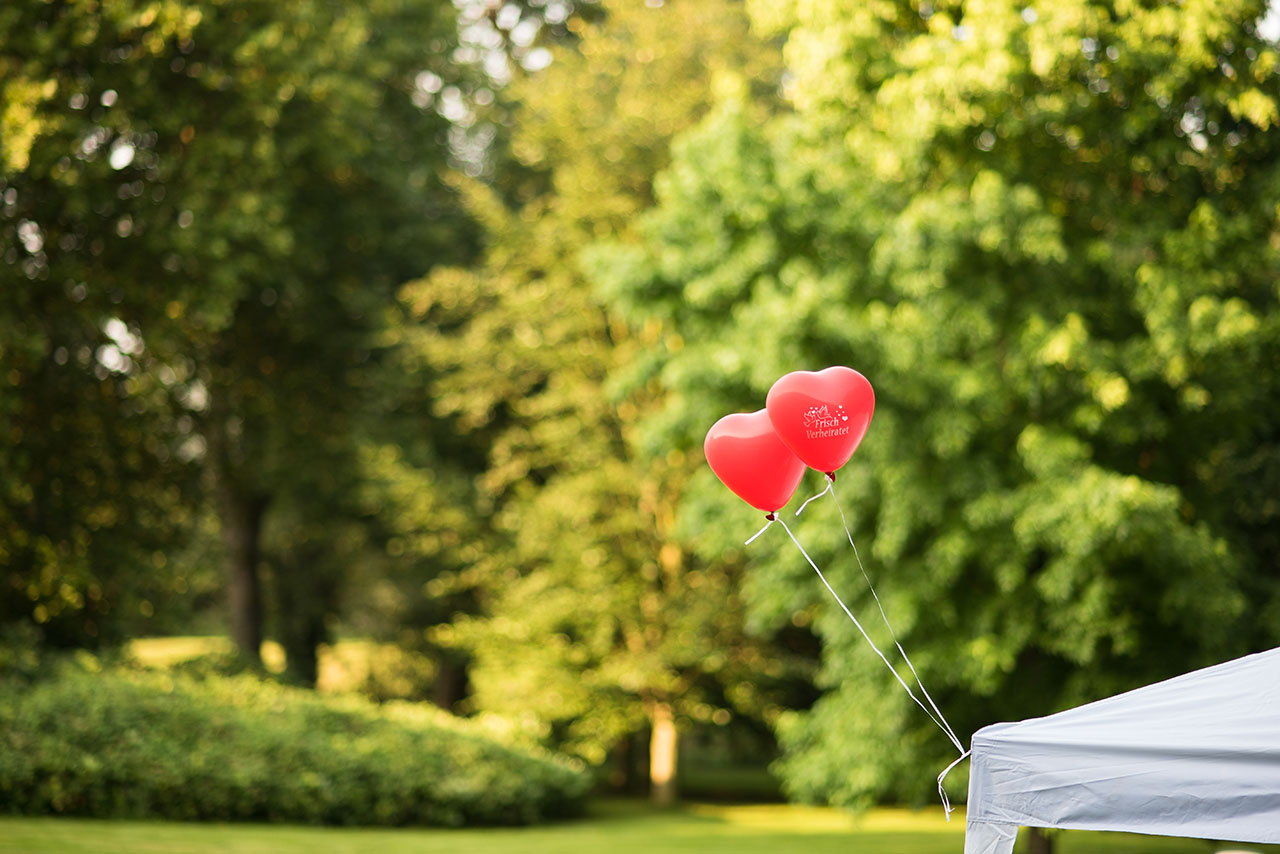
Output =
[
  {"x1": 2, "y1": 0, "x2": 471, "y2": 657},
  {"x1": 0, "y1": 662, "x2": 589, "y2": 824},
  {"x1": 592, "y1": 0, "x2": 1280, "y2": 807},
  {"x1": 409, "y1": 0, "x2": 801, "y2": 772}
]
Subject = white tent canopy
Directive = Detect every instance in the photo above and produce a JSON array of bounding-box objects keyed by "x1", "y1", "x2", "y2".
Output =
[{"x1": 964, "y1": 647, "x2": 1280, "y2": 854}]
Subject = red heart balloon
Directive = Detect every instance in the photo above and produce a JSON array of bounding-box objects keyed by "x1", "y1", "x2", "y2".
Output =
[
  {"x1": 766, "y1": 367, "x2": 875, "y2": 475},
  {"x1": 704, "y1": 410, "x2": 807, "y2": 513}
]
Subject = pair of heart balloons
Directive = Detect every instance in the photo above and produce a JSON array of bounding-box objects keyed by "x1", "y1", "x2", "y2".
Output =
[{"x1": 704, "y1": 367, "x2": 875, "y2": 513}]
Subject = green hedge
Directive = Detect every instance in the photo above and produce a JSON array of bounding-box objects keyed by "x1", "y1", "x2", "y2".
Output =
[{"x1": 0, "y1": 662, "x2": 589, "y2": 825}]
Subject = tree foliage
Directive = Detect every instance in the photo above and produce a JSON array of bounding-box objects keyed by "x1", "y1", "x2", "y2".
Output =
[
  {"x1": 401, "y1": 0, "x2": 808, "y2": 781},
  {"x1": 0, "y1": 659, "x2": 589, "y2": 824},
  {"x1": 1, "y1": 0, "x2": 472, "y2": 668},
  {"x1": 594, "y1": 0, "x2": 1280, "y2": 806}
]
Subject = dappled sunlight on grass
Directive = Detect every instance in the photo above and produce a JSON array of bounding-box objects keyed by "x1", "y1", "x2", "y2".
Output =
[
  {"x1": 678, "y1": 803, "x2": 967, "y2": 837},
  {"x1": 853, "y1": 806, "x2": 966, "y2": 833},
  {"x1": 130, "y1": 635, "x2": 287, "y2": 673},
  {"x1": 684, "y1": 801, "x2": 862, "y2": 832},
  {"x1": 128, "y1": 635, "x2": 234, "y2": 666},
  {"x1": 129, "y1": 636, "x2": 429, "y2": 690}
]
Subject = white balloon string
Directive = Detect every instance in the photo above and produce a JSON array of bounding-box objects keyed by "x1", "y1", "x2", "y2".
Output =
[
  {"x1": 794, "y1": 477, "x2": 833, "y2": 516},
  {"x1": 936, "y1": 749, "x2": 971, "y2": 821},
  {"x1": 771, "y1": 516, "x2": 965, "y2": 754},
  {"x1": 826, "y1": 479, "x2": 964, "y2": 753},
  {"x1": 744, "y1": 515, "x2": 775, "y2": 545}
]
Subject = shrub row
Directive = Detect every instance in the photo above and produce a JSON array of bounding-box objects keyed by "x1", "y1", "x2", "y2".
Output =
[{"x1": 0, "y1": 662, "x2": 589, "y2": 826}]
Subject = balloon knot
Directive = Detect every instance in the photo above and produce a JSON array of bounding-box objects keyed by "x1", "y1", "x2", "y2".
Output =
[
  {"x1": 825, "y1": 472, "x2": 836, "y2": 482},
  {"x1": 765, "y1": 513, "x2": 776, "y2": 521}
]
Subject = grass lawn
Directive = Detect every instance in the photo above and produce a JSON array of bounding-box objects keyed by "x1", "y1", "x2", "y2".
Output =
[{"x1": 1, "y1": 800, "x2": 1272, "y2": 854}]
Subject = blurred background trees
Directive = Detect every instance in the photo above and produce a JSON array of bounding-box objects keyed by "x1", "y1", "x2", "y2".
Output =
[
  {"x1": 2, "y1": 0, "x2": 473, "y2": 683},
  {"x1": 4, "y1": 0, "x2": 1279, "y2": 817},
  {"x1": 593, "y1": 0, "x2": 1280, "y2": 806},
  {"x1": 399, "y1": 0, "x2": 813, "y2": 800}
]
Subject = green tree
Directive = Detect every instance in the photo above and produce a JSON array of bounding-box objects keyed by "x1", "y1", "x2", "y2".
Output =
[
  {"x1": 1, "y1": 2, "x2": 209, "y2": 649},
  {"x1": 1, "y1": 0, "x2": 472, "y2": 676},
  {"x1": 402, "y1": 0, "x2": 800, "y2": 801},
  {"x1": 594, "y1": 0, "x2": 1280, "y2": 810},
  {"x1": 327, "y1": 0, "x2": 619, "y2": 711}
]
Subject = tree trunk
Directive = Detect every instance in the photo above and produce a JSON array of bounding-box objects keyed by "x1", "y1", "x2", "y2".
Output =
[
  {"x1": 609, "y1": 735, "x2": 635, "y2": 792},
  {"x1": 206, "y1": 375, "x2": 267, "y2": 667},
  {"x1": 278, "y1": 598, "x2": 324, "y2": 686},
  {"x1": 431, "y1": 652, "x2": 470, "y2": 712},
  {"x1": 222, "y1": 488, "x2": 267, "y2": 663},
  {"x1": 1027, "y1": 827, "x2": 1054, "y2": 854},
  {"x1": 649, "y1": 701, "x2": 679, "y2": 806},
  {"x1": 273, "y1": 545, "x2": 337, "y2": 688}
]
